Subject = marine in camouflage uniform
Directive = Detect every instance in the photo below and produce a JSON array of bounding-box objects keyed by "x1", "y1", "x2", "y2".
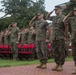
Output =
[
  {"x1": 29, "y1": 13, "x2": 49, "y2": 69},
  {"x1": 27, "y1": 27, "x2": 36, "y2": 59},
  {"x1": 0, "y1": 32, "x2": 2, "y2": 44},
  {"x1": 0, "y1": 31, "x2": 4, "y2": 44},
  {"x1": 27, "y1": 27, "x2": 36, "y2": 44},
  {"x1": 46, "y1": 6, "x2": 68, "y2": 71},
  {"x1": 63, "y1": 7, "x2": 76, "y2": 74},
  {"x1": 8, "y1": 22, "x2": 20, "y2": 60},
  {"x1": 20, "y1": 28, "x2": 28, "y2": 44},
  {"x1": 3, "y1": 29, "x2": 9, "y2": 45}
]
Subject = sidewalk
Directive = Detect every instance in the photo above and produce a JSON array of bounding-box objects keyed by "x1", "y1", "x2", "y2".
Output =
[{"x1": 0, "y1": 61, "x2": 74, "y2": 75}]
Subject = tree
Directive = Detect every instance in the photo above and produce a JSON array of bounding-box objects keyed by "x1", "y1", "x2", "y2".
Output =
[
  {"x1": 1, "y1": 0, "x2": 32, "y2": 16},
  {"x1": 0, "y1": 0, "x2": 47, "y2": 29}
]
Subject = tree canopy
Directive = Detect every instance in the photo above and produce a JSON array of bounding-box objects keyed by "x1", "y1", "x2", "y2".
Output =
[{"x1": 0, "y1": 0, "x2": 47, "y2": 30}]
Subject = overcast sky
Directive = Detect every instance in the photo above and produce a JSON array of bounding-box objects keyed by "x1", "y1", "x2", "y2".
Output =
[{"x1": 0, "y1": 0, "x2": 70, "y2": 17}]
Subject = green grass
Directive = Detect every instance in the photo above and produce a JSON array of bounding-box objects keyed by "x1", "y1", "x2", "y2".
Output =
[{"x1": 0, "y1": 57, "x2": 73, "y2": 67}]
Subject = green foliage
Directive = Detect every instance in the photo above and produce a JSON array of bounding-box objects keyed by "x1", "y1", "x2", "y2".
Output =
[{"x1": 0, "y1": 0, "x2": 47, "y2": 30}]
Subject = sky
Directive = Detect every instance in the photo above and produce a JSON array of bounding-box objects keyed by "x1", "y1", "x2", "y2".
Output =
[{"x1": 0, "y1": 0, "x2": 70, "y2": 18}]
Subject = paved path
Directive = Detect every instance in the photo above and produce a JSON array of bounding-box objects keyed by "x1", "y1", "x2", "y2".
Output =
[{"x1": 0, "y1": 61, "x2": 75, "y2": 75}]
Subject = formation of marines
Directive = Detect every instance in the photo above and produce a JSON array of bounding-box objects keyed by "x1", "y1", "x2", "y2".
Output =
[
  {"x1": 0, "y1": 23, "x2": 36, "y2": 60},
  {"x1": 0, "y1": 5, "x2": 76, "y2": 74},
  {"x1": 29, "y1": 6, "x2": 76, "y2": 74}
]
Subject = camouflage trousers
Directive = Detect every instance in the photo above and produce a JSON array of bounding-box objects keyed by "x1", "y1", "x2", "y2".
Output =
[
  {"x1": 10, "y1": 42, "x2": 18, "y2": 59},
  {"x1": 71, "y1": 39, "x2": 76, "y2": 66},
  {"x1": 36, "y1": 41, "x2": 48, "y2": 64},
  {"x1": 51, "y1": 39, "x2": 67, "y2": 65}
]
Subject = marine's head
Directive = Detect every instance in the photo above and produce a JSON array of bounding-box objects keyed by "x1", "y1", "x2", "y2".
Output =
[
  {"x1": 11, "y1": 22, "x2": 17, "y2": 27},
  {"x1": 54, "y1": 6, "x2": 62, "y2": 16},
  {"x1": 73, "y1": 7, "x2": 76, "y2": 15}
]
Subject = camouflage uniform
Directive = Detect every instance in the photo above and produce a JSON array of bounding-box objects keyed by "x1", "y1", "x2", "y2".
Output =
[
  {"x1": 0, "y1": 34, "x2": 2, "y2": 44},
  {"x1": 20, "y1": 31, "x2": 28, "y2": 44},
  {"x1": 50, "y1": 14, "x2": 67, "y2": 66},
  {"x1": 67, "y1": 16, "x2": 76, "y2": 66},
  {"x1": 27, "y1": 29, "x2": 36, "y2": 59},
  {"x1": 9, "y1": 27, "x2": 20, "y2": 59},
  {"x1": 27, "y1": 29, "x2": 35, "y2": 44},
  {"x1": 0, "y1": 33, "x2": 3, "y2": 44},
  {"x1": 3, "y1": 34, "x2": 9, "y2": 45},
  {"x1": 33, "y1": 20, "x2": 48, "y2": 64}
]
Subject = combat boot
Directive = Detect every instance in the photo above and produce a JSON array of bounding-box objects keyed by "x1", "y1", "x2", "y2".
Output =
[
  {"x1": 36, "y1": 63, "x2": 43, "y2": 68},
  {"x1": 41, "y1": 63, "x2": 47, "y2": 69},
  {"x1": 52, "y1": 64, "x2": 59, "y2": 71},
  {"x1": 57, "y1": 65, "x2": 63, "y2": 71}
]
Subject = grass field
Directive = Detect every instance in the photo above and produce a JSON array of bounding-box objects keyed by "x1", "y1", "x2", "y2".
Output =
[{"x1": 0, "y1": 57, "x2": 73, "y2": 67}]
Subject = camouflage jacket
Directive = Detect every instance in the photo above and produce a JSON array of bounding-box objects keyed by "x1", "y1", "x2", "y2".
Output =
[
  {"x1": 67, "y1": 16, "x2": 76, "y2": 40},
  {"x1": 9, "y1": 27, "x2": 20, "y2": 42},
  {"x1": 20, "y1": 31, "x2": 28, "y2": 44},
  {"x1": 50, "y1": 14, "x2": 65, "y2": 40},
  {"x1": 0, "y1": 34, "x2": 3, "y2": 44},
  {"x1": 3, "y1": 34, "x2": 9, "y2": 45},
  {"x1": 27, "y1": 29, "x2": 36, "y2": 44},
  {"x1": 33, "y1": 20, "x2": 49, "y2": 41}
]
